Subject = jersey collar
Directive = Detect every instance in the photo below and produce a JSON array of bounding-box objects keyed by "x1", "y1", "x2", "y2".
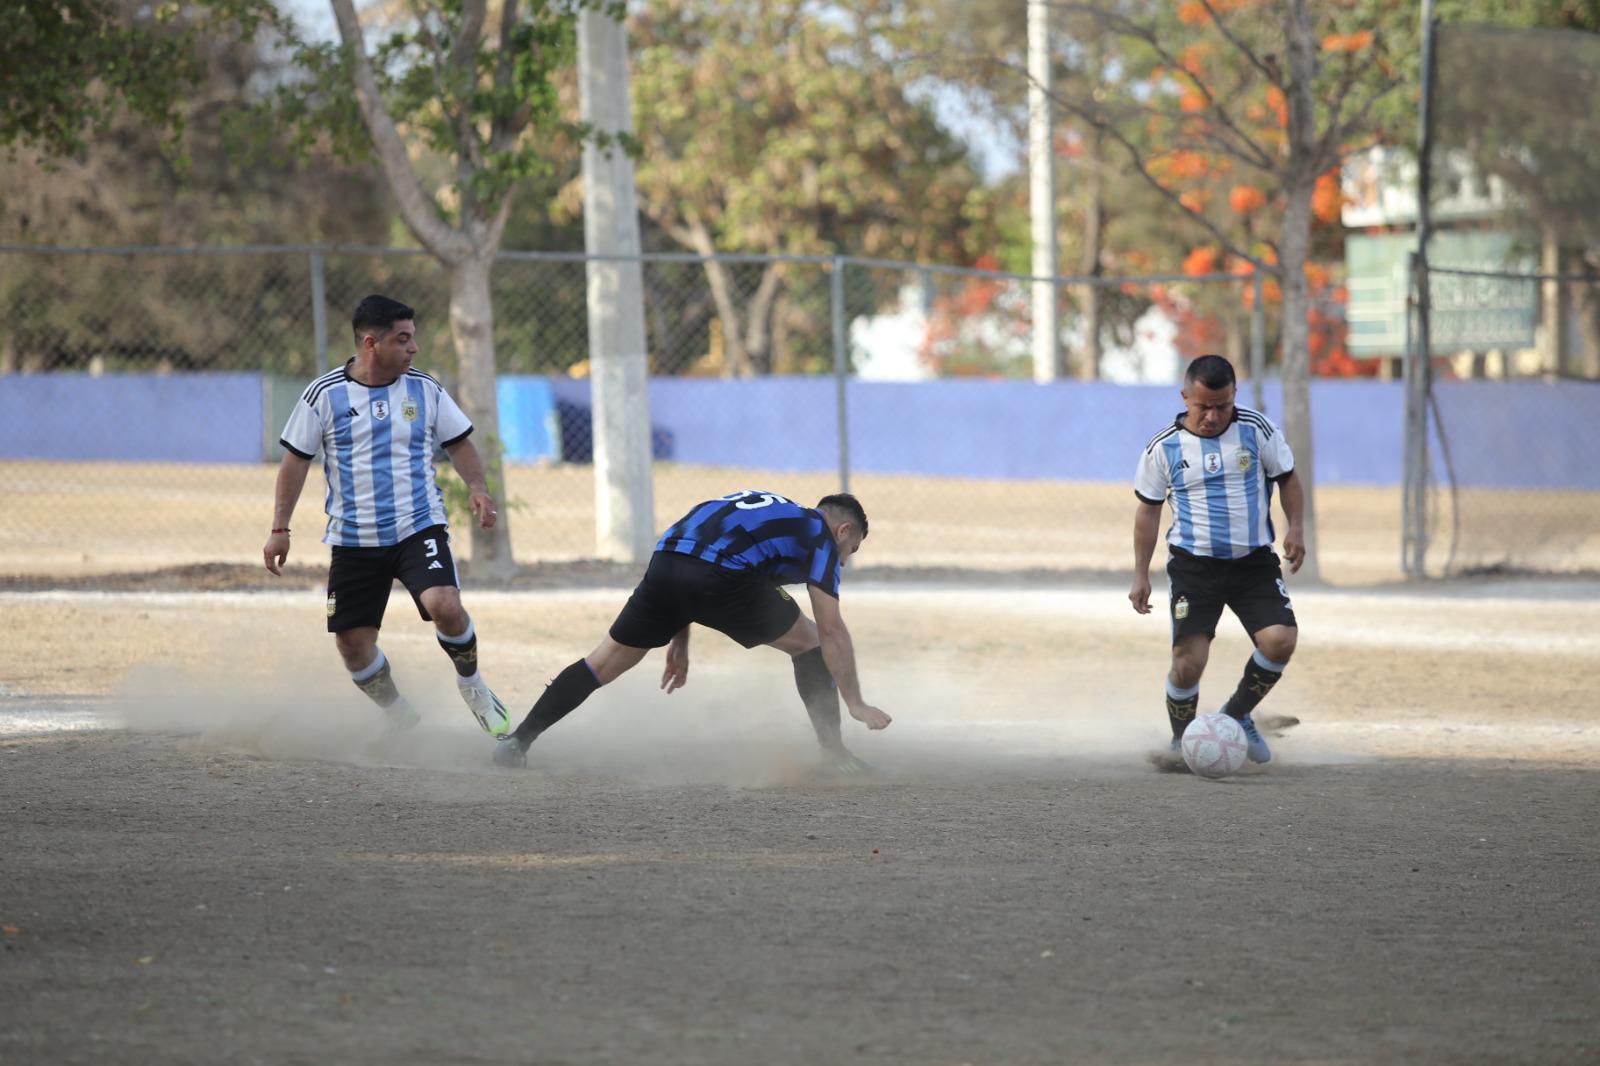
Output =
[{"x1": 1174, "y1": 407, "x2": 1240, "y2": 439}]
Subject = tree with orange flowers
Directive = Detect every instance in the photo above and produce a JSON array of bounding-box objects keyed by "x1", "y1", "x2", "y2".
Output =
[{"x1": 1039, "y1": 0, "x2": 1421, "y2": 581}]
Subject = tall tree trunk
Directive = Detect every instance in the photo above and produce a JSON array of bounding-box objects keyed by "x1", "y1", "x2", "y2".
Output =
[
  {"x1": 1073, "y1": 34, "x2": 1105, "y2": 381},
  {"x1": 1280, "y1": 0, "x2": 1320, "y2": 581},
  {"x1": 1570, "y1": 252, "x2": 1600, "y2": 379},
  {"x1": 672, "y1": 217, "x2": 751, "y2": 377},
  {"x1": 1539, "y1": 228, "x2": 1566, "y2": 375},
  {"x1": 742, "y1": 260, "x2": 785, "y2": 376},
  {"x1": 448, "y1": 254, "x2": 516, "y2": 577}
]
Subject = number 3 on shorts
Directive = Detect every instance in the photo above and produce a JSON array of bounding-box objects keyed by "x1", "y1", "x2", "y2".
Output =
[
  {"x1": 425, "y1": 538, "x2": 439, "y2": 558},
  {"x1": 1276, "y1": 578, "x2": 1291, "y2": 605}
]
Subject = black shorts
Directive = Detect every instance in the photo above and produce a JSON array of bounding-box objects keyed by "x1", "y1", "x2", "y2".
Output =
[
  {"x1": 1166, "y1": 545, "x2": 1297, "y2": 643},
  {"x1": 608, "y1": 551, "x2": 802, "y2": 650},
  {"x1": 326, "y1": 524, "x2": 459, "y2": 632}
]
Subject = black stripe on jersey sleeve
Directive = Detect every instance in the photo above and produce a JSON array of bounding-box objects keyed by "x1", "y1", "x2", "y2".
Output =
[
  {"x1": 405, "y1": 368, "x2": 444, "y2": 387},
  {"x1": 279, "y1": 438, "x2": 315, "y2": 460},
  {"x1": 808, "y1": 534, "x2": 841, "y2": 596},
  {"x1": 440, "y1": 426, "x2": 474, "y2": 448},
  {"x1": 1267, "y1": 466, "x2": 1295, "y2": 483},
  {"x1": 1143, "y1": 424, "x2": 1180, "y2": 455},
  {"x1": 301, "y1": 368, "x2": 345, "y2": 406},
  {"x1": 1134, "y1": 490, "x2": 1164, "y2": 505},
  {"x1": 1237, "y1": 409, "x2": 1275, "y2": 438}
]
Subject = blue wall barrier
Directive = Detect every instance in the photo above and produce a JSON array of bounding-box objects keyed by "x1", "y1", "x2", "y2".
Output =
[
  {"x1": 5, "y1": 372, "x2": 1596, "y2": 490},
  {"x1": 0, "y1": 373, "x2": 265, "y2": 464}
]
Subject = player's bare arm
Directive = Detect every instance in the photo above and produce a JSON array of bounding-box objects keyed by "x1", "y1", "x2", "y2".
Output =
[
  {"x1": 807, "y1": 584, "x2": 891, "y2": 730},
  {"x1": 442, "y1": 438, "x2": 497, "y2": 530},
  {"x1": 263, "y1": 452, "x2": 313, "y2": 575},
  {"x1": 661, "y1": 627, "x2": 690, "y2": 694},
  {"x1": 1129, "y1": 499, "x2": 1163, "y2": 614},
  {"x1": 1277, "y1": 469, "x2": 1306, "y2": 574}
]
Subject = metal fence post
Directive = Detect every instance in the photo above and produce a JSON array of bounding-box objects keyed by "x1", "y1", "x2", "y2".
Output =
[
  {"x1": 1402, "y1": 252, "x2": 1431, "y2": 579},
  {"x1": 309, "y1": 250, "x2": 329, "y2": 373},
  {"x1": 1250, "y1": 271, "x2": 1266, "y2": 412},
  {"x1": 831, "y1": 255, "x2": 851, "y2": 493}
]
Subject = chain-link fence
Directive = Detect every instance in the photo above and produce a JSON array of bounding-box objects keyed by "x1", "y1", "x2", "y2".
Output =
[
  {"x1": 0, "y1": 242, "x2": 1467, "y2": 586},
  {"x1": 1400, "y1": 18, "x2": 1600, "y2": 577}
]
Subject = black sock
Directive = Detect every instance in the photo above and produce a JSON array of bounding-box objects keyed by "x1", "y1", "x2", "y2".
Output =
[
  {"x1": 353, "y1": 654, "x2": 401, "y2": 708},
  {"x1": 1166, "y1": 688, "x2": 1199, "y2": 740},
  {"x1": 510, "y1": 660, "x2": 600, "y2": 747},
  {"x1": 437, "y1": 621, "x2": 478, "y2": 678},
  {"x1": 1223, "y1": 652, "x2": 1285, "y2": 720},
  {"x1": 793, "y1": 647, "x2": 844, "y2": 753}
]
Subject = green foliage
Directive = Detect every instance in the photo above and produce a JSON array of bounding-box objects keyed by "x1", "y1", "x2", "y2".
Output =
[
  {"x1": 259, "y1": 1, "x2": 609, "y2": 230},
  {"x1": 2, "y1": 0, "x2": 197, "y2": 159},
  {"x1": 434, "y1": 434, "x2": 526, "y2": 527}
]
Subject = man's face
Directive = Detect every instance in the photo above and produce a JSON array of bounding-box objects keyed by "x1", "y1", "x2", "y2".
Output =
[
  {"x1": 361, "y1": 319, "x2": 418, "y2": 378},
  {"x1": 1181, "y1": 379, "x2": 1235, "y2": 436},
  {"x1": 829, "y1": 520, "x2": 865, "y2": 567}
]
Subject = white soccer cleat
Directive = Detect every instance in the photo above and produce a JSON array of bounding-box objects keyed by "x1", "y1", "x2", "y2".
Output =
[
  {"x1": 459, "y1": 681, "x2": 512, "y2": 737},
  {"x1": 382, "y1": 698, "x2": 422, "y2": 731}
]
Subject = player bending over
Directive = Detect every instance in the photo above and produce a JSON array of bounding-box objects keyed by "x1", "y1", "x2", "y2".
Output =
[
  {"x1": 493, "y1": 490, "x2": 891, "y2": 773},
  {"x1": 1129, "y1": 354, "x2": 1304, "y2": 765},
  {"x1": 263, "y1": 294, "x2": 512, "y2": 740}
]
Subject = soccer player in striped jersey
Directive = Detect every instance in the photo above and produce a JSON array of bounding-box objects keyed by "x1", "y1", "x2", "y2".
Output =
[
  {"x1": 493, "y1": 490, "x2": 891, "y2": 774},
  {"x1": 262, "y1": 295, "x2": 511, "y2": 740},
  {"x1": 1129, "y1": 354, "x2": 1305, "y2": 766}
]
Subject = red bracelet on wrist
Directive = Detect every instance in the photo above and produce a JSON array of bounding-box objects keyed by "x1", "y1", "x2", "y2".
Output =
[{"x1": 271, "y1": 527, "x2": 290, "y2": 534}]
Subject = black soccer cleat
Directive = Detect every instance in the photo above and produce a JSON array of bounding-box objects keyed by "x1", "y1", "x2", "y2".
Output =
[{"x1": 491, "y1": 736, "x2": 528, "y2": 769}]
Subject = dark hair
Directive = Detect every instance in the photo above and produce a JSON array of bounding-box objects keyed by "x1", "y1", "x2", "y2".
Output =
[
  {"x1": 1185, "y1": 353, "x2": 1236, "y2": 390},
  {"x1": 352, "y1": 295, "x2": 416, "y2": 345},
  {"x1": 817, "y1": 493, "x2": 868, "y2": 538}
]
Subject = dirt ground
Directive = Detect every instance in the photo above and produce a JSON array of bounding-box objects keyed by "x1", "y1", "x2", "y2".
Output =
[{"x1": 3, "y1": 580, "x2": 1598, "y2": 1064}]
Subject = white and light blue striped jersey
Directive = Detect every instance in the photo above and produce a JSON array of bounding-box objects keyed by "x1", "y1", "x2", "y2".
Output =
[
  {"x1": 280, "y1": 360, "x2": 473, "y2": 548},
  {"x1": 1134, "y1": 406, "x2": 1294, "y2": 559}
]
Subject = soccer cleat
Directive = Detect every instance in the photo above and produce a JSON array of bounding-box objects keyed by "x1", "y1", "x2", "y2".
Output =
[
  {"x1": 382, "y1": 698, "x2": 422, "y2": 730},
  {"x1": 1237, "y1": 713, "x2": 1272, "y2": 763},
  {"x1": 491, "y1": 736, "x2": 528, "y2": 769},
  {"x1": 459, "y1": 681, "x2": 512, "y2": 737}
]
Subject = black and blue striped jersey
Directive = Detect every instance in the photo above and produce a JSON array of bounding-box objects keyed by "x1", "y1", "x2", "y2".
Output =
[{"x1": 655, "y1": 490, "x2": 843, "y2": 598}]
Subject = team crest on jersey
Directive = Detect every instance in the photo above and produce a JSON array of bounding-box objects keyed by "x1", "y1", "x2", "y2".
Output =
[
  {"x1": 1174, "y1": 595, "x2": 1190, "y2": 620},
  {"x1": 1237, "y1": 451, "x2": 1252, "y2": 472},
  {"x1": 372, "y1": 399, "x2": 389, "y2": 420},
  {"x1": 1203, "y1": 452, "x2": 1222, "y2": 475},
  {"x1": 401, "y1": 399, "x2": 418, "y2": 423}
]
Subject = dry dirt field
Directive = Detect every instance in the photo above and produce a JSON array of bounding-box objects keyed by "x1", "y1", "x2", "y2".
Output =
[{"x1": 3, "y1": 578, "x2": 1598, "y2": 1065}]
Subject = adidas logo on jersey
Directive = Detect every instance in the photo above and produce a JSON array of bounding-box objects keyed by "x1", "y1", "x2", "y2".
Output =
[{"x1": 345, "y1": 407, "x2": 360, "y2": 418}]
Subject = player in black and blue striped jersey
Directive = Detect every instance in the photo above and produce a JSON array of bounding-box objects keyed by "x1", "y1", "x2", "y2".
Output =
[{"x1": 493, "y1": 490, "x2": 891, "y2": 773}]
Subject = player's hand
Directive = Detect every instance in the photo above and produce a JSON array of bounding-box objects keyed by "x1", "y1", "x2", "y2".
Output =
[
  {"x1": 1282, "y1": 526, "x2": 1306, "y2": 574},
  {"x1": 263, "y1": 532, "x2": 290, "y2": 576},
  {"x1": 660, "y1": 641, "x2": 689, "y2": 694},
  {"x1": 1129, "y1": 574, "x2": 1152, "y2": 614},
  {"x1": 469, "y1": 491, "x2": 497, "y2": 530},
  {"x1": 847, "y1": 702, "x2": 892, "y2": 730}
]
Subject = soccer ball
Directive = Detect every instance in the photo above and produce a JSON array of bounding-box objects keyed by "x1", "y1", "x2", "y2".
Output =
[{"x1": 1181, "y1": 713, "x2": 1249, "y2": 779}]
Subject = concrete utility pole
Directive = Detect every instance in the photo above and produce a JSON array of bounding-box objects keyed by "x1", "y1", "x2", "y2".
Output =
[
  {"x1": 579, "y1": 6, "x2": 655, "y2": 561},
  {"x1": 1027, "y1": 0, "x2": 1061, "y2": 383}
]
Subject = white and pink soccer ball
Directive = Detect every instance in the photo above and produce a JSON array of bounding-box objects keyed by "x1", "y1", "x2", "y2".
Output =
[{"x1": 1181, "y1": 713, "x2": 1249, "y2": 779}]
